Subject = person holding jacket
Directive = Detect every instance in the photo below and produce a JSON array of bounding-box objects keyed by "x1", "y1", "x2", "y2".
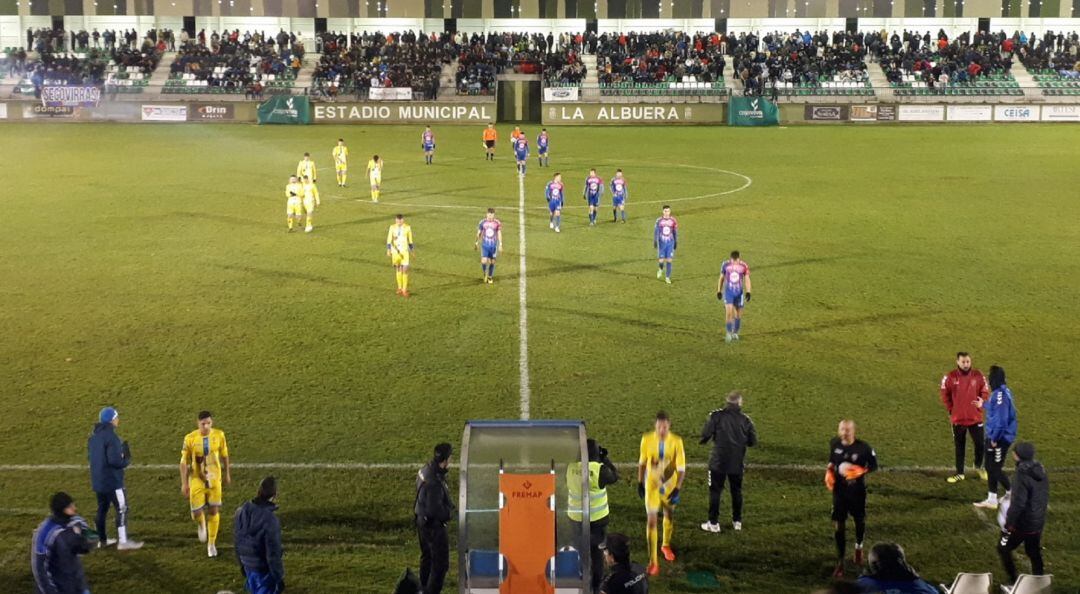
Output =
[
  {"x1": 87, "y1": 407, "x2": 142, "y2": 550},
  {"x1": 234, "y1": 476, "x2": 285, "y2": 594},
  {"x1": 974, "y1": 366, "x2": 1017, "y2": 510},
  {"x1": 568, "y1": 438, "x2": 619, "y2": 594},
  {"x1": 699, "y1": 391, "x2": 758, "y2": 533},
  {"x1": 998, "y1": 442, "x2": 1049, "y2": 584},
  {"x1": 415, "y1": 443, "x2": 454, "y2": 594},
  {"x1": 32, "y1": 492, "x2": 97, "y2": 594}
]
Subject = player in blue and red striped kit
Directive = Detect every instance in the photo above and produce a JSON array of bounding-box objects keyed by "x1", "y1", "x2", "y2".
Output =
[
  {"x1": 536, "y1": 128, "x2": 550, "y2": 167},
  {"x1": 654, "y1": 206, "x2": 678, "y2": 284},
  {"x1": 474, "y1": 208, "x2": 503, "y2": 284},
  {"x1": 421, "y1": 126, "x2": 436, "y2": 165},
  {"x1": 610, "y1": 169, "x2": 628, "y2": 222},
  {"x1": 583, "y1": 169, "x2": 604, "y2": 226},
  {"x1": 718, "y1": 251, "x2": 752, "y2": 341},
  {"x1": 514, "y1": 135, "x2": 530, "y2": 176},
  {"x1": 546, "y1": 173, "x2": 564, "y2": 233}
]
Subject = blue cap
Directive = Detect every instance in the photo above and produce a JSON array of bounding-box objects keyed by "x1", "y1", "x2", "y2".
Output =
[{"x1": 99, "y1": 407, "x2": 118, "y2": 424}]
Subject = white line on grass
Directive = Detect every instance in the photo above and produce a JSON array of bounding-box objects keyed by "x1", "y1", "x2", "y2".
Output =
[{"x1": 518, "y1": 172, "x2": 531, "y2": 420}]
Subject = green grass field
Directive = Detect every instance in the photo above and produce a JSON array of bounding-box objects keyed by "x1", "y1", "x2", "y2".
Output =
[{"x1": 1, "y1": 122, "x2": 1079, "y2": 593}]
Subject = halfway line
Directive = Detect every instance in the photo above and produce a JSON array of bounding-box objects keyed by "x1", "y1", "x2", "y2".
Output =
[{"x1": 518, "y1": 172, "x2": 531, "y2": 420}]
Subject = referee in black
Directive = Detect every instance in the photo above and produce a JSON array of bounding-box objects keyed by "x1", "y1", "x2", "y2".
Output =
[
  {"x1": 827, "y1": 419, "x2": 878, "y2": 578},
  {"x1": 699, "y1": 391, "x2": 758, "y2": 533},
  {"x1": 415, "y1": 443, "x2": 454, "y2": 594}
]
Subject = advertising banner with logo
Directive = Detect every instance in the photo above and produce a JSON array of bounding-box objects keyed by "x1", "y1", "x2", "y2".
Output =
[
  {"x1": 804, "y1": 105, "x2": 848, "y2": 121},
  {"x1": 543, "y1": 103, "x2": 726, "y2": 125},
  {"x1": 994, "y1": 105, "x2": 1039, "y2": 122},
  {"x1": 313, "y1": 102, "x2": 495, "y2": 124},
  {"x1": 0, "y1": 103, "x2": 6, "y2": 119},
  {"x1": 41, "y1": 86, "x2": 101, "y2": 108},
  {"x1": 849, "y1": 104, "x2": 897, "y2": 121},
  {"x1": 369, "y1": 87, "x2": 414, "y2": 101},
  {"x1": 258, "y1": 96, "x2": 312, "y2": 124},
  {"x1": 898, "y1": 105, "x2": 945, "y2": 121},
  {"x1": 188, "y1": 103, "x2": 235, "y2": 121},
  {"x1": 947, "y1": 105, "x2": 993, "y2": 122},
  {"x1": 23, "y1": 104, "x2": 75, "y2": 118},
  {"x1": 1039, "y1": 105, "x2": 1080, "y2": 122},
  {"x1": 728, "y1": 97, "x2": 780, "y2": 126},
  {"x1": 543, "y1": 87, "x2": 580, "y2": 102},
  {"x1": 141, "y1": 105, "x2": 188, "y2": 121}
]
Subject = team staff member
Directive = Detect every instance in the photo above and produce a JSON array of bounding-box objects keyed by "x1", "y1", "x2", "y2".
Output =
[
  {"x1": 482, "y1": 123, "x2": 498, "y2": 160},
  {"x1": 599, "y1": 533, "x2": 648, "y2": 594},
  {"x1": 637, "y1": 411, "x2": 686, "y2": 576},
  {"x1": 568, "y1": 439, "x2": 619, "y2": 594},
  {"x1": 826, "y1": 419, "x2": 878, "y2": 577},
  {"x1": 998, "y1": 442, "x2": 1049, "y2": 584},
  {"x1": 234, "y1": 477, "x2": 285, "y2": 594},
  {"x1": 940, "y1": 352, "x2": 989, "y2": 483},
  {"x1": 88, "y1": 406, "x2": 142, "y2": 550},
  {"x1": 699, "y1": 391, "x2": 758, "y2": 533},
  {"x1": 415, "y1": 443, "x2": 454, "y2": 594},
  {"x1": 32, "y1": 492, "x2": 96, "y2": 594},
  {"x1": 974, "y1": 366, "x2": 1017, "y2": 510}
]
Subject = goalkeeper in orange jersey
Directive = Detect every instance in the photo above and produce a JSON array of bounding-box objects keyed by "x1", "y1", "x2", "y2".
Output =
[{"x1": 825, "y1": 419, "x2": 878, "y2": 577}]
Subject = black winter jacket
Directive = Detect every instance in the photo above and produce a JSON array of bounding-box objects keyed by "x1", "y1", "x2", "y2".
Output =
[
  {"x1": 234, "y1": 498, "x2": 285, "y2": 588},
  {"x1": 1005, "y1": 459, "x2": 1049, "y2": 534},
  {"x1": 415, "y1": 459, "x2": 454, "y2": 526},
  {"x1": 88, "y1": 423, "x2": 129, "y2": 493},
  {"x1": 32, "y1": 514, "x2": 92, "y2": 594},
  {"x1": 699, "y1": 403, "x2": 758, "y2": 474}
]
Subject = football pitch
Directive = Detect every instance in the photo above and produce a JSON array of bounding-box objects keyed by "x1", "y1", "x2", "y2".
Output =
[{"x1": 1, "y1": 122, "x2": 1079, "y2": 593}]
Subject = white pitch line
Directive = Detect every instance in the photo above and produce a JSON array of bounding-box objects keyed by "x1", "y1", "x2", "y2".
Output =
[{"x1": 518, "y1": 172, "x2": 531, "y2": 421}]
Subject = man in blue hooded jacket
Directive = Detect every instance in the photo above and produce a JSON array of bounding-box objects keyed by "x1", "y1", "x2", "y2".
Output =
[
  {"x1": 87, "y1": 407, "x2": 143, "y2": 550},
  {"x1": 973, "y1": 366, "x2": 1017, "y2": 510}
]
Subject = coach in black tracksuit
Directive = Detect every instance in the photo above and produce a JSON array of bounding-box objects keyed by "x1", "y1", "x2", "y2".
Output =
[
  {"x1": 415, "y1": 443, "x2": 454, "y2": 594},
  {"x1": 699, "y1": 391, "x2": 757, "y2": 532},
  {"x1": 998, "y1": 442, "x2": 1049, "y2": 583}
]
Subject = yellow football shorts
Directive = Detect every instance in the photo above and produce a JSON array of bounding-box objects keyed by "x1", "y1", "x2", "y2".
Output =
[
  {"x1": 189, "y1": 477, "x2": 223, "y2": 513},
  {"x1": 645, "y1": 485, "x2": 676, "y2": 513},
  {"x1": 303, "y1": 197, "x2": 317, "y2": 213},
  {"x1": 391, "y1": 251, "x2": 410, "y2": 267},
  {"x1": 286, "y1": 198, "x2": 303, "y2": 216}
]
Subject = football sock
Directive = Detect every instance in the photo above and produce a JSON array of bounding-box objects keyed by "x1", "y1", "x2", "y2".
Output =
[
  {"x1": 613, "y1": 209, "x2": 618, "y2": 221},
  {"x1": 854, "y1": 517, "x2": 865, "y2": 547},
  {"x1": 726, "y1": 322, "x2": 733, "y2": 333},
  {"x1": 402, "y1": 272, "x2": 409, "y2": 291},
  {"x1": 835, "y1": 526, "x2": 846, "y2": 559},
  {"x1": 287, "y1": 217, "x2": 293, "y2": 230},
  {"x1": 488, "y1": 263, "x2": 495, "y2": 277},
  {"x1": 555, "y1": 215, "x2": 561, "y2": 227},
  {"x1": 342, "y1": 173, "x2": 347, "y2": 184},
  {"x1": 662, "y1": 516, "x2": 673, "y2": 547},
  {"x1": 647, "y1": 524, "x2": 659, "y2": 566},
  {"x1": 659, "y1": 263, "x2": 664, "y2": 271},
  {"x1": 306, "y1": 214, "x2": 313, "y2": 228},
  {"x1": 666, "y1": 262, "x2": 673, "y2": 278},
  {"x1": 621, "y1": 210, "x2": 627, "y2": 221},
  {"x1": 734, "y1": 318, "x2": 742, "y2": 333},
  {"x1": 395, "y1": 270, "x2": 403, "y2": 290},
  {"x1": 482, "y1": 263, "x2": 488, "y2": 276},
  {"x1": 208, "y1": 513, "x2": 220, "y2": 546}
]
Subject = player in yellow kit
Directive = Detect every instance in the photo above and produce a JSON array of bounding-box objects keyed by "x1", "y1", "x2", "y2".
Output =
[
  {"x1": 179, "y1": 410, "x2": 231, "y2": 558},
  {"x1": 637, "y1": 410, "x2": 686, "y2": 576},
  {"x1": 296, "y1": 152, "x2": 317, "y2": 183},
  {"x1": 301, "y1": 175, "x2": 320, "y2": 233},
  {"x1": 284, "y1": 175, "x2": 304, "y2": 231},
  {"x1": 386, "y1": 214, "x2": 414, "y2": 297},
  {"x1": 332, "y1": 138, "x2": 349, "y2": 187},
  {"x1": 366, "y1": 154, "x2": 383, "y2": 202}
]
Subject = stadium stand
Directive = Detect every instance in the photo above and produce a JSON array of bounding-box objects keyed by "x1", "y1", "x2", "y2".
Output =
[
  {"x1": 881, "y1": 30, "x2": 1022, "y2": 97},
  {"x1": 13, "y1": 44, "x2": 163, "y2": 97},
  {"x1": 164, "y1": 32, "x2": 302, "y2": 95},
  {"x1": 596, "y1": 32, "x2": 729, "y2": 97},
  {"x1": 731, "y1": 30, "x2": 873, "y2": 98},
  {"x1": 1018, "y1": 31, "x2": 1080, "y2": 96},
  {"x1": 310, "y1": 31, "x2": 448, "y2": 100}
]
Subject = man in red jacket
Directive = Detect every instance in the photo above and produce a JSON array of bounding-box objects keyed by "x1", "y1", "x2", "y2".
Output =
[{"x1": 940, "y1": 352, "x2": 989, "y2": 484}]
